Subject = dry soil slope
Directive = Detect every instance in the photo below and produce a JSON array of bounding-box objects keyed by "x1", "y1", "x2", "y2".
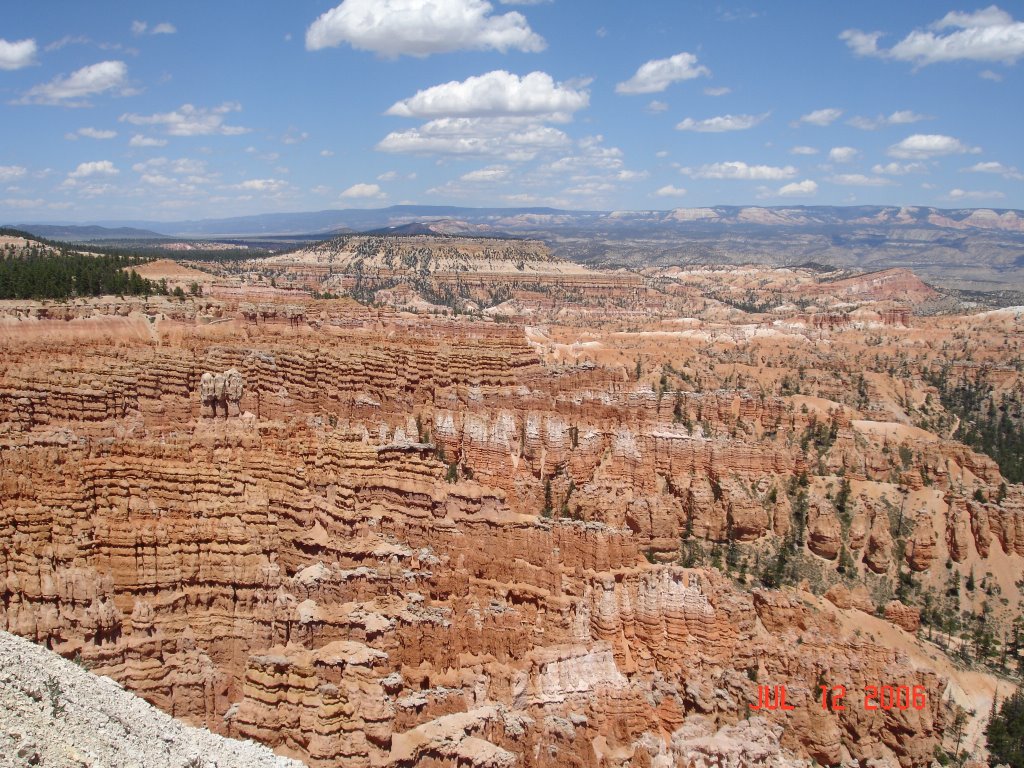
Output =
[{"x1": 0, "y1": 630, "x2": 305, "y2": 768}]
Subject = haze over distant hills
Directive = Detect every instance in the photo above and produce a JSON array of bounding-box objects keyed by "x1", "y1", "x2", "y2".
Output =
[{"x1": 12, "y1": 204, "x2": 1024, "y2": 290}]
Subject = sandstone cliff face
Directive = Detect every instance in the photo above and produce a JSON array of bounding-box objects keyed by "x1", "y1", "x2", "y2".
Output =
[{"x1": 0, "y1": 296, "x2": 1010, "y2": 767}]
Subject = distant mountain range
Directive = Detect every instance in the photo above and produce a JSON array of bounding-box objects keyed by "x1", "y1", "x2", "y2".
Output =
[
  {"x1": 13, "y1": 224, "x2": 170, "y2": 241},
  {"x1": 13, "y1": 204, "x2": 1024, "y2": 239},
  {"x1": 10, "y1": 205, "x2": 1024, "y2": 290}
]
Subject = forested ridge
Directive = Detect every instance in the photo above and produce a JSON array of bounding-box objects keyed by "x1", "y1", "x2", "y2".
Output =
[{"x1": 0, "y1": 227, "x2": 164, "y2": 300}]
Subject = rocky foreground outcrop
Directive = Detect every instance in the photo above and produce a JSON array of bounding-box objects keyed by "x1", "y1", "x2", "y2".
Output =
[{"x1": 0, "y1": 628, "x2": 303, "y2": 768}]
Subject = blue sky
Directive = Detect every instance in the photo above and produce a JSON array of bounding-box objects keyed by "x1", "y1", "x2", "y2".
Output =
[{"x1": 0, "y1": 1, "x2": 1022, "y2": 221}]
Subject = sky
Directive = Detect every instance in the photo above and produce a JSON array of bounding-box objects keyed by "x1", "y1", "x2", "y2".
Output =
[{"x1": 0, "y1": 0, "x2": 1022, "y2": 222}]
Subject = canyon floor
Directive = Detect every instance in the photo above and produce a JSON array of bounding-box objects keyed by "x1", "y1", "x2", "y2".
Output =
[{"x1": 1, "y1": 233, "x2": 1021, "y2": 767}]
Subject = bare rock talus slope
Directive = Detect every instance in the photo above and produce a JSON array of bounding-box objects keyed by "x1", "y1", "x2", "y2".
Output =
[{"x1": 0, "y1": 629, "x2": 305, "y2": 768}]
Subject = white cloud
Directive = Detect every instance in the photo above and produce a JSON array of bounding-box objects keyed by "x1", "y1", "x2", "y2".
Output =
[
  {"x1": 281, "y1": 128, "x2": 309, "y2": 144},
  {"x1": 340, "y1": 182, "x2": 386, "y2": 198},
  {"x1": 132, "y1": 157, "x2": 207, "y2": 175},
  {"x1": 133, "y1": 21, "x2": 177, "y2": 35},
  {"x1": 848, "y1": 110, "x2": 929, "y2": 130},
  {"x1": 68, "y1": 127, "x2": 117, "y2": 140},
  {"x1": 460, "y1": 165, "x2": 510, "y2": 182},
  {"x1": 65, "y1": 159, "x2": 119, "y2": 183},
  {"x1": 320, "y1": 149, "x2": 335, "y2": 157},
  {"x1": 0, "y1": 38, "x2": 37, "y2": 70},
  {"x1": 798, "y1": 108, "x2": 842, "y2": 126},
  {"x1": 980, "y1": 68, "x2": 1003, "y2": 80},
  {"x1": 120, "y1": 102, "x2": 250, "y2": 136},
  {"x1": 234, "y1": 178, "x2": 288, "y2": 192},
  {"x1": 841, "y1": 6, "x2": 1024, "y2": 66},
  {"x1": 616, "y1": 52, "x2": 709, "y2": 94},
  {"x1": 828, "y1": 173, "x2": 895, "y2": 186},
  {"x1": 888, "y1": 133, "x2": 981, "y2": 158},
  {"x1": 686, "y1": 161, "x2": 796, "y2": 180},
  {"x1": 947, "y1": 187, "x2": 1007, "y2": 200},
  {"x1": 647, "y1": 100, "x2": 669, "y2": 113},
  {"x1": 376, "y1": 170, "x2": 398, "y2": 181},
  {"x1": 386, "y1": 70, "x2": 588, "y2": 120},
  {"x1": 0, "y1": 166, "x2": 27, "y2": 182},
  {"x1": 675, "y1": 113, "x2": 767, "y2": 132},
  {"x1": 872, "y1": 161, "x2": 928, "y2": 175},
  {"x1": 305, "y1": 0, "x2": 545, "y2": 57},
  {"x1": 18, "y1": 60, "x2": 128, "y2": 106},
  {"x1": 778, "y1": 179, "x2": 818, "y2": 196},
  {"x1": 377, "y1": 116, "x2": 569, "y2": 160},
  {"x1": 790, "y1": 146, "x2": 819, "y2": 155},
  {"x1": 654, "y1": 184, "x2": 687, "y2": 197},
  {"x1": 828, "y1": 146, "x2": 859, "y2": 163},
  {"x1": 0, "y1": 198, "x2": 45, "y2": 209},
  {"x1": 839, "y1": 29, "x2": 882, "y2": 56},
  {"x1": 965, "y1": 160, "x2": 1023, "y2": 179},
  {"x1": 704, "y1": 86, "x2": 731, "y2": 96},
  {"x1": 129, "y1": 134, "x2": 168, "y2": 147}
]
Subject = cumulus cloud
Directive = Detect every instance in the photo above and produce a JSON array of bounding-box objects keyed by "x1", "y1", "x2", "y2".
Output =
[
  {"x1": 790, "y1": 146, "x2": 819, "y2": 155},
  {"x1": 0, "y1": 165, "x2": 27, "y2": 182},
  {"x1": 67, "y1": 127, "x2": 117, "y2": 140},
  {"x1": 386, "y1": 70, "x2": 588, "y2": 120},
  {"x1": 965, "y1": 160, "x2": 1023, "y2": 179},
  {"x1": 120, "y1": 102, "x2": 250, "y2": 136},
  {"x1": 888, "y1": 133, "x2": 981, "y2": 158},
  {"x1": 828, "y1": 146, "x2": 859, "y2": 163},
  {"x1": 460, "y1": 165, "x2": 510, "y2": 182},
  {"x1": 675, "y1": 113, "x2": 767, "y2": 132},
  {"x1": 839, "y1": 29, "x2": 882, "y2": 56},
  {"x1": 848, "y1": 110, "x2": 929, "y2": 130},
  {"x1": 18, "y1": 60, "x2": 128, "y2": 106},
  {"x1": 234, "y1": 178, "x2": 289, "y2": 192},
  {"x1": 947, "y1": 187, "x2": 1006, "y2": 200},
  {"x1": 685, "y1": 161, "x2": 796, "y2": 180},
  {"x1": 305, "y1": 0, "x2": 545, "y2": 57},
  {"x1": 130, "y1": 157, "x2": 213, "y2": 195},
  {"x1": 377, "y1": 116, "x2": 569, "y2": 161},
  {"x1": 0, "y1": 38, "x2": 37, "y2": 70},
  {"x1": 797, "y1": 108, "x2": 842, "y2": 126},
  {"x1": 872, "y1": 161, "x2": 928, "y2": 175},
  {"x1": 129, "y1": 134, "x2": 168, "y2": 147},
  {"x1": 62, "y1": 161, "x2": 119, "y2": 189},
  {"x1": 778, "y1": 179, "x2": 818, "y2": 196},
  {"x1": 841, "y1": 6, "x2": 1024, "y2": 66},
  {"x1": 340, "y1": 182, "x2": 386, "y2": 198},
  {"x1": 616, "y1": 52, "x2": 709, "y2": 94},
  {"x1": 68, "y1": 160, "x2": 119, "y2": 178},
  {"x1": 654, "y1": 185, "x2": 687, "y2": 197},
  {"x1": 828, "y1": 173, "x2": 895, "y2": 186},
  {"x1": 704, "y1": 86, "x2": 731, "y2": 96},
  {"x1": 647, "y1": 100, "x2": 668, "y2": 113}
]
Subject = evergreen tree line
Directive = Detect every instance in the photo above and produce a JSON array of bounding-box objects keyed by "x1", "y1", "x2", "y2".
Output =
[{"x1": 0, "y1": 229, "x2": 163, "y2": 300}]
